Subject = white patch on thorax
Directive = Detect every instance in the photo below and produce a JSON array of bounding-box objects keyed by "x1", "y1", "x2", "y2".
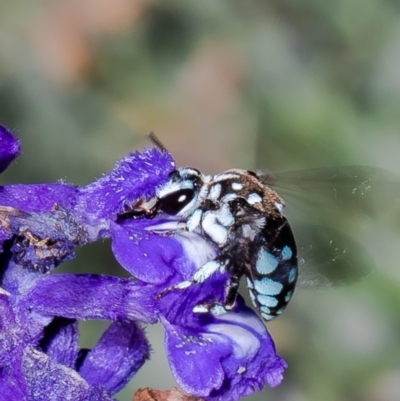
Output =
[
  {"x1": 187, "y1": 208, "x2": 202, "y2": 232},
  {"x1": 221, "y1": 193, "x2": 238, "y2": 203},
  {"x1": 247, "y1": 193, "x2": 262, "y2": 205},
  {"x1": 214, "y1": 173, "x2": 240, "y2": 182},
  {"x1": 216, "y1": 205, "x2": 234, "y2": 227},
  {"x1": 231, "y1": 182, "x2": 243, "y2": 191},
  {"x1": 209, "y1": 183, "x2": 222, "y2": 200},
  {"x1": 202, "y1": 210, "x2": 228, "y2": 245}
]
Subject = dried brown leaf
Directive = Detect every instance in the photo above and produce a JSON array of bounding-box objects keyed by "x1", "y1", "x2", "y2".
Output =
[{"x1": 133, "y1": 387, "x2": 204, "y2": 401}]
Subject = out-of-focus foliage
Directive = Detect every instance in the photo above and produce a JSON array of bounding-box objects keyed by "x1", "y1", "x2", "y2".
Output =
[{"x1": 1, "y1": 1, "x2": 400, "y2": 400}]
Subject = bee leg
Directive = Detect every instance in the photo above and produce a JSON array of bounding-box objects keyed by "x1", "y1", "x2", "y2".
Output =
[
  {"x1": 191, "y1": 255, "x2": 230, "y2": 283},
  {"x1": 192, "y1": 263, "x2": 242, "y2": 317},
  {"x1": 223, "y1": 272, "x2": 241, "y2": 310},
  {"x1": 149, "y1": 227, "x2": 187, "y2": 237},
  {"x1": 156, "y1": 255, "x2": 230, "y2": 300},
  {"x1": 147, "y1": 221, "x2": 188, "y2": 237},
  {"x1": 192, "y1": 301, "x2": 228, "y2": 316}
]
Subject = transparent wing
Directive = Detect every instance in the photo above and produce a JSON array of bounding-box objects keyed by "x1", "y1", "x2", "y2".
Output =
[
  {"x1": 260, "y1": 166, "x2": 400, "y2": 222},
  {"x1": 294, "y1": 223, "x2": 373, "y2": 289},
  {"x1": 259, "y1": 166, "x2": 400, "y2": 288}
]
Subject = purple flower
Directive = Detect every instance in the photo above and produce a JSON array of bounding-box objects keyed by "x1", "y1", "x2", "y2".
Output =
[
  {"x1": 0, "y1": 126, "x2": 155, "y2": 400},
  {"x1": 110, "y1": 217, "x2": 287, "y2": 401},
  {"x1": 163, "y1": 299, "x2": 287, "y2": 400},
  {"x1": 0, "y1": 126, "x2": 20, "y2": 174},
  {"x1": 0, "y1": 125, "x2": 287, "y2": 401}
]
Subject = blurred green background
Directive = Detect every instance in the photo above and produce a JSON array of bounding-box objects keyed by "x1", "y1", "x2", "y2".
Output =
[{"x1": 1, "y1": 1, "x2": 400, "y2": 400}]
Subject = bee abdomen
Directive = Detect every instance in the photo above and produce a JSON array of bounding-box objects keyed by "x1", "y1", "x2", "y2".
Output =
[{"x1": 247, "y1": 220, "x2": 298, "y2": 321}]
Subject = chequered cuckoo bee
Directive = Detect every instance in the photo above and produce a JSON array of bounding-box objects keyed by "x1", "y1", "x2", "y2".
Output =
[
  {"x1": 117, "y1": 135, "x2": 297, "y2": 321},
  {"x1": 117, "y1": 134, "x2": 400, "y2": 321}
]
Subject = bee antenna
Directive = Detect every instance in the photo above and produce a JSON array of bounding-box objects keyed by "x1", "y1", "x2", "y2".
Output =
[{"x1": 149, "y1": 132, "x2": 167, "y2": 152}]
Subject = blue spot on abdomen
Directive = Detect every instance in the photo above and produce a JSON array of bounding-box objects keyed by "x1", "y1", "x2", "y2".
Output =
[
  {"x1": 254, "y1": 277, "x2": 283, "y2": 296},
  {"x1": 281, "y1": 245, "x2": 292, "y2": 261},
  {"x1": 288, "y1": 267, "x2": 297, "y2": 284},
  {"x1": 257, "y1": 294, "x2": 279, "y2": 307},
  {"x1": 256, "y1": 250, "x2": 279, "y2": 274}
]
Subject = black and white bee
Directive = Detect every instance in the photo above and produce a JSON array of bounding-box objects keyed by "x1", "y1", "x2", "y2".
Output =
[
  {"x1": 118, "y1": 135, "x2": 400, "y2": 322},
  {"x1": 119, "y1": 165, "x2": 297, "y2": 321}
]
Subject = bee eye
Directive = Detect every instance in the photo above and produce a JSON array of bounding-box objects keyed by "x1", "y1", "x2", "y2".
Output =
[{"x1": 159, "y1": 189, "x2": 195, "y2": 215}]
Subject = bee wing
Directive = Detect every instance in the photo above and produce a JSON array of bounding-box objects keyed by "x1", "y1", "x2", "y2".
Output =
[
  {"x1": 259, "y1": 166, "x2": 400, "y2": 222},
  {"x1": 293, "y1": 223, "x2": 372, "y2": 289},
  {"x1": 258, "y1": 166, "x2": 400, "y2": 288}
]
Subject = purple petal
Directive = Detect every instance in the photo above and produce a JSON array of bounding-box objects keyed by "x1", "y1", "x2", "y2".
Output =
[
  {"x1": 21, "y1": 274, "x2": 158, "y2": 323},
  {"x1": 22, "y1": 346, "x2": 113, "y2": 401},
  {"x1": 207, "y1": 302, "x2": 287, "y2": 400},
  {"x1": 0, "y1": 191, "x2": 82, "y2": 267},
  {"x1": 141, "y1": 218, "x2": 218, "y2": 282},
  {"x1": 0, "y1": 184, "x2": 78, "y2": 213},
  {"x1": 38, "y1": 317, "x2": 79, "y2": 369},
  {"x1": 0, "y1": 187, "x2": 80, "y2": 256},
  {"x1": 0, "y1": 293, "x2": 19, "y2": 366},
  {"x1": 77, "y1": 147, "x2": 175, "y2": 222},
  {"x1": 0, "y1": 359, "x2": 27, "y2": 401},
  {"x1": 79, "y1": 321, "x2": 150, "y2": 394},
  {"x1": 110, "y1": 221, "x2": 178, "y2": 284},
  {"x1": 164, "y1": 318, "x2": 227, "y2": 397},
  {"x1": 164, "y1": 299, "x2": 287, "y2": 401},
  {"x1": 111, "y1": 217, "x2": 232, "y2": 328},
  {"x1": 2, "y1": 259, "x2": 47, "y2": 299},
  {"x1": 0, "y1": 126, "x2": 20, "y2": 174},
  {"x1": 157, "y1": 270, "x2": 228, "y2": 329}
]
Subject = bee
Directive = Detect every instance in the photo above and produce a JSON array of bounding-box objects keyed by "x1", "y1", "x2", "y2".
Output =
[{"x1": 117, "y1": 134, "x2": 400, "y2": 322}]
